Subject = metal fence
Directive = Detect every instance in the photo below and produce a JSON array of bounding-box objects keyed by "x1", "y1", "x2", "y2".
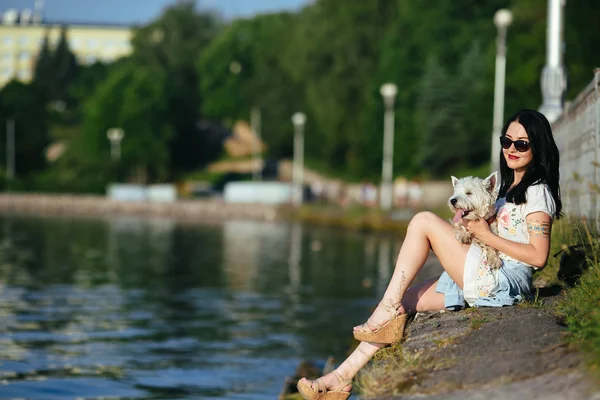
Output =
[{"x1": 552, "y1": 68, "x2": 600, "y2": 221}]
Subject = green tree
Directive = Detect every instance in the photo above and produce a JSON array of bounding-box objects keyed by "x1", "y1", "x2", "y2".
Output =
[
  {"x1": 131, "y1": 0, "x2": 221, "y2": 175},
  {"x1": 52, "y1": 25, "x2": 79, "y2": 103},
  {"x1": 82, "y1": 62, "x2": 172, "y2": 183},
  {"x1": 198, "y1": 12, "x2": 305, "y2": 159},
  {"x1": 283, "y1": 0, "x2": 398, "y2": 171},
  {"x1": 417, "y1": 43, "x2": 489, "y2": 177},
  {"x1": 33, "y1": 33, "x2": 53, "y2": 97},
  {"x1": 0, "y1": 80, "x2": 49, "y2": 180},
  {"x1": 69, "y1": 61, "x2": 112, "y2": 111}
]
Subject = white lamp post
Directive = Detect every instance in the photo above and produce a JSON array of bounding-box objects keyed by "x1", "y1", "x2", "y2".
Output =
[
  {"x1": 291, "y1": 112, "x2": 306, "y2": 207},
  {"x1": 380, "y1": 82, "x2": 398, "y2": 211},
  {"x1": 5, "y1": 118, "x2": 15, "y2": 182},
  {"x1": 107, "y1": 128, "x2": 125, "y2": 161},
  {"x1": 251, "y1": 106, "x2": 262, "y2": 181},
  {"x1": 490, "y1": 9, "x2": 513, "y2": 173},
  {"x1": 538, "y1": 0, "x2": 566, "y2": 123}
]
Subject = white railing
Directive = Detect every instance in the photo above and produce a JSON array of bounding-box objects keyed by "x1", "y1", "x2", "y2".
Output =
[{"x1": 552, "y1": 68, "x2": 600, "y2": 221}]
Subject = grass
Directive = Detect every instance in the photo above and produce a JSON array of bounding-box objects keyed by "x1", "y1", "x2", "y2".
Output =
[
  {"x1": 524, "y1": 213, "x2": 600, "y2": 377},
  {"x1": 355, "y1": 343, "x2": 445, "y2": 398},
  {"x1": 532, "y1": 216, "x2": 589, "y2": 287},
  {"x1": 469, "y1": 315, "x2": 490, "y2": 330},
  {"x1": 355, "y1": 339, "x2": 459, "y2": 398},
  {"x1": 555, "y1": 217, "x2": 600, "y2": 377},
  {"x1": 284, "y1": 203, "x2": 411, "y2": 234}
]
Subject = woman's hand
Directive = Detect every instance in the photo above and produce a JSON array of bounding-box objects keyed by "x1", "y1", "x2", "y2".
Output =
[{"x1": 464, "y1": 218, "x2": 493, "y2": 242}]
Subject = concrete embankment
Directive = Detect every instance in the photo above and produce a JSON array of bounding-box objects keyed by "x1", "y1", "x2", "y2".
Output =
[{"x1": 0, "y1": 194, "x2": 279, "y2": 221}]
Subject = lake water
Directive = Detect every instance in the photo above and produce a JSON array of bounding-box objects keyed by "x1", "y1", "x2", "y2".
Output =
[{"x1": 0, "y1": 214, "x2": 441, "y2": 399}]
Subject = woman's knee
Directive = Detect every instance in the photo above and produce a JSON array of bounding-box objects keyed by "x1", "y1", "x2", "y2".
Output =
[{"x1": 408, "y1": 211, "x2": 437, "y2": 232}]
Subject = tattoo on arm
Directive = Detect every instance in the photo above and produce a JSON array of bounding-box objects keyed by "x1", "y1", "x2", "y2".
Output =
[{"x1": 528, "y1": 220, "x2": 551, "y2": 238}]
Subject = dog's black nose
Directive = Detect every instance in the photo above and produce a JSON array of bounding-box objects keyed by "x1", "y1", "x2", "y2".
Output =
[{"x1": 450, "y1": 198, "x2": 457, "y2": 206}]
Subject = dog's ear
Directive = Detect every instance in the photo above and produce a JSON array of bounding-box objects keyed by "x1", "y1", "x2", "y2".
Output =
[
  {"x1": 451, "y1": 176, "x2": 459, "y2": 188},
  {"x1": 483, "y1": 171, "x2": 498, "y2": 193}
]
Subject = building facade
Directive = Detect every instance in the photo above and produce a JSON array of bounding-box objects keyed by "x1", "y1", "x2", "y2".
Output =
[{"x1": 0, "y1": 10, "x2": 132, "y2": 87}]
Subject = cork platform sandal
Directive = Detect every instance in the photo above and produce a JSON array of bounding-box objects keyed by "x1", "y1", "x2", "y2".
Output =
[
  {"x1": 297, "y1": 370, "x2": 352, "y2": 400},
  {"x1": 353, "y1": 301, "x2": 407, "y2": 344}
]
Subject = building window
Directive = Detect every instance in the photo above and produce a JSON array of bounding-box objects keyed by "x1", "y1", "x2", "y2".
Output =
[
  {"x1": 2, "y1": 36, "x2": 13, "y2": 45},
  {"x1": 86, "y1": 54, "x2": 97, "y2": 64},
  {"x1": 19, "y1": 36, "x2": 29, "y2": 46},
  {"x1": 19, "y1": 52, "x2": 30, "y2": 62},
  {"x1": 87, "y1": 39, "x2": 99, "y2": 49},
  {"x1": 2, "y1": 52, "x2": 11, "y2": 61},
  {"x1": 18, "y1": 68, "x2": 28, "y2": 80},
  {"x1": 2, "y1": 67, "x2": 13, "y2": 77}
]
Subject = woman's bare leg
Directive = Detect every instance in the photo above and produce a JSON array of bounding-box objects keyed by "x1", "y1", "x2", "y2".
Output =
[
  {"x1": 299, "y1": 277, "x2": 446, "y2": 392},
  {"x1": 355, "y1": 212, "x2": 469, "y2": 331},
  {"x1": 301, "y1": 212, "x2": 470, "y2": 393},
  {"x1": 298, "y1": 341, "x2": 384, "y2": 393}
]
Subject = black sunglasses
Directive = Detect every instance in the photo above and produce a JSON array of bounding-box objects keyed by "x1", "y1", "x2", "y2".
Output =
[{"x1": 500, "y1": 136, "x2": 530, "y2": 152}]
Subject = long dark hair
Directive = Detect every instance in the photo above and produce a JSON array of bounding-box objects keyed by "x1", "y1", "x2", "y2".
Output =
[{"x1": 498, "y1": 109, "x2": 562, "y2": 219}]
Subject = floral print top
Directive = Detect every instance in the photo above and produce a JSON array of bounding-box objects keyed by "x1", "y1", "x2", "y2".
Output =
[{"x1": 494, "y1": 184, "x2": 556, "y2": 267}]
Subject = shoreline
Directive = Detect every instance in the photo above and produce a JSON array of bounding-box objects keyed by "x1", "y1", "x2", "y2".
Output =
[
  {"x1": 0, "y1": 193, "x2": 414, "y2": 233},
  {"x1": 0, "y1": 193, "x2": 279, "y2": 222}
]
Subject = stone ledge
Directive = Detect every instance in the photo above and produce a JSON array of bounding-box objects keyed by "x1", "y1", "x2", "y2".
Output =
[{"x1": 0, "y1": 194, "x2": 279, "y2": 222}]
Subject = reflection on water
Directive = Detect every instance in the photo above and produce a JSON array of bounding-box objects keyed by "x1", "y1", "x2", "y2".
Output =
[{"x1": 0, "y1": 214, "x2": 441, "y2": 399}]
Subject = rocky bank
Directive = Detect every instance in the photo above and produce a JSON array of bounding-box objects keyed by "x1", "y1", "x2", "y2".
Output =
[{"x1": 369, "y1": 293, "x2": 599, "y2": 399}]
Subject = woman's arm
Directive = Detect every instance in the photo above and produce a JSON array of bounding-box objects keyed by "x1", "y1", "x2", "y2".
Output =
[{"x1": 465, "y1": 211, "x2": 552, "y2": 268}]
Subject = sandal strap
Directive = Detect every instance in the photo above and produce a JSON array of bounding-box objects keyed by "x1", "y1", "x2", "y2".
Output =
[
  {"x1": 364, "y1": 318, "x2": 382, "y2": 331},
  {"x1": 357, "y1": 300, "x2": 402, "y2": 333},
  {"x1": 316, "y1": 378, "x2": 327, "y2": 394},
  {"x1": 332, "y1": 370, "x2": 353, "y2": 392}
]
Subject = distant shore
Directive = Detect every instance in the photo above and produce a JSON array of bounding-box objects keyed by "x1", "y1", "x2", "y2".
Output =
[
  {"x1": 0, "y1": 193, "x2": 417, "y2": 233},
  {"x1": 0, "y1": 193, "x2": 279, "y2": 222}
]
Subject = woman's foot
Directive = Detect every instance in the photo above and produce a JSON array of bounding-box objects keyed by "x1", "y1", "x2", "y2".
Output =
[
  {"x1": 353, "y1": 299, "x2": 404, "y2": 333},
  {"x1": 298, "y1": 370, "x2": 352, "y2": 397}
]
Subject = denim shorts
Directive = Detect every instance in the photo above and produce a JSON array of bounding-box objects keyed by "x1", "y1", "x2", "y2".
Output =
[{"x1": 436, "y1": 258, "x2": 534, "y2": 310}]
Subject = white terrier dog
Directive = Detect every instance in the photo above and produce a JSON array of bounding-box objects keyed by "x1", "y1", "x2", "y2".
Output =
[{"x1": 448, "y1": 172, "x2": 502, "y2": 270}]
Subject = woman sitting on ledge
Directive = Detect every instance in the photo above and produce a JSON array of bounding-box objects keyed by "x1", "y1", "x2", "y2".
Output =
[{"x1": 297, "y1": 109, "x2": 563, "y2": 399}]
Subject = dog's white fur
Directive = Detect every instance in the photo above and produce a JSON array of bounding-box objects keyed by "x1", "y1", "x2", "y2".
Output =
[{"x1": 448, "y1": 172, "x2": 502, "y2": 270}]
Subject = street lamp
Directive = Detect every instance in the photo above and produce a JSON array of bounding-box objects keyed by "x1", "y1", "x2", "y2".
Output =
[
  {"x1": 538, "y1": 0, "x2": 566, "y2": 124},
  {"x1": 250, "y1": 106, "x2": 262, "y2": 181},
  {"x1": 380, "y1": 82, "x2": 398, "y2": 211},
  {"x1": 490, "y1": 9, "x2": 513, "y2": 174},
  {"x1": 291, "y1": 112, "x2": 306, "y2": 207},
  {"x1": 107, "y1": 128, "x2": 125, "y2": 161},
  {"x1": 5, "y1": 118, "x2": 15, "y2": 184}
]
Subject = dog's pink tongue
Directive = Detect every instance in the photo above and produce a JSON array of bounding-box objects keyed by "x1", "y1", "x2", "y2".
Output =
[{"x1": 453, "y1": 209, "x2": 464, "y2": 223}]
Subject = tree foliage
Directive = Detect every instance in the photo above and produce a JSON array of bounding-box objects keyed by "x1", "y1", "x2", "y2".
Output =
[
  {"x1": 131, "y1": 0, "x2": 222, "y2": 175},
  {"x1": 198, "y1": 12, "x2": 305, "y2": 158},
  {"x1": 3, "y1": 0, "x2": 600, "y2": 192},
  {"x1": 33, "y1": 26, "x2": 79, "y2": 103},
  {"x1": 0, "y1": 80, "x2": 49, "y2": 178},
  {"x1": 82, "y1": 62, "x2": 172, "y2": 183},
  {"x1": 52, "y1": 26, "x2": 79, "y2": 103}
]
